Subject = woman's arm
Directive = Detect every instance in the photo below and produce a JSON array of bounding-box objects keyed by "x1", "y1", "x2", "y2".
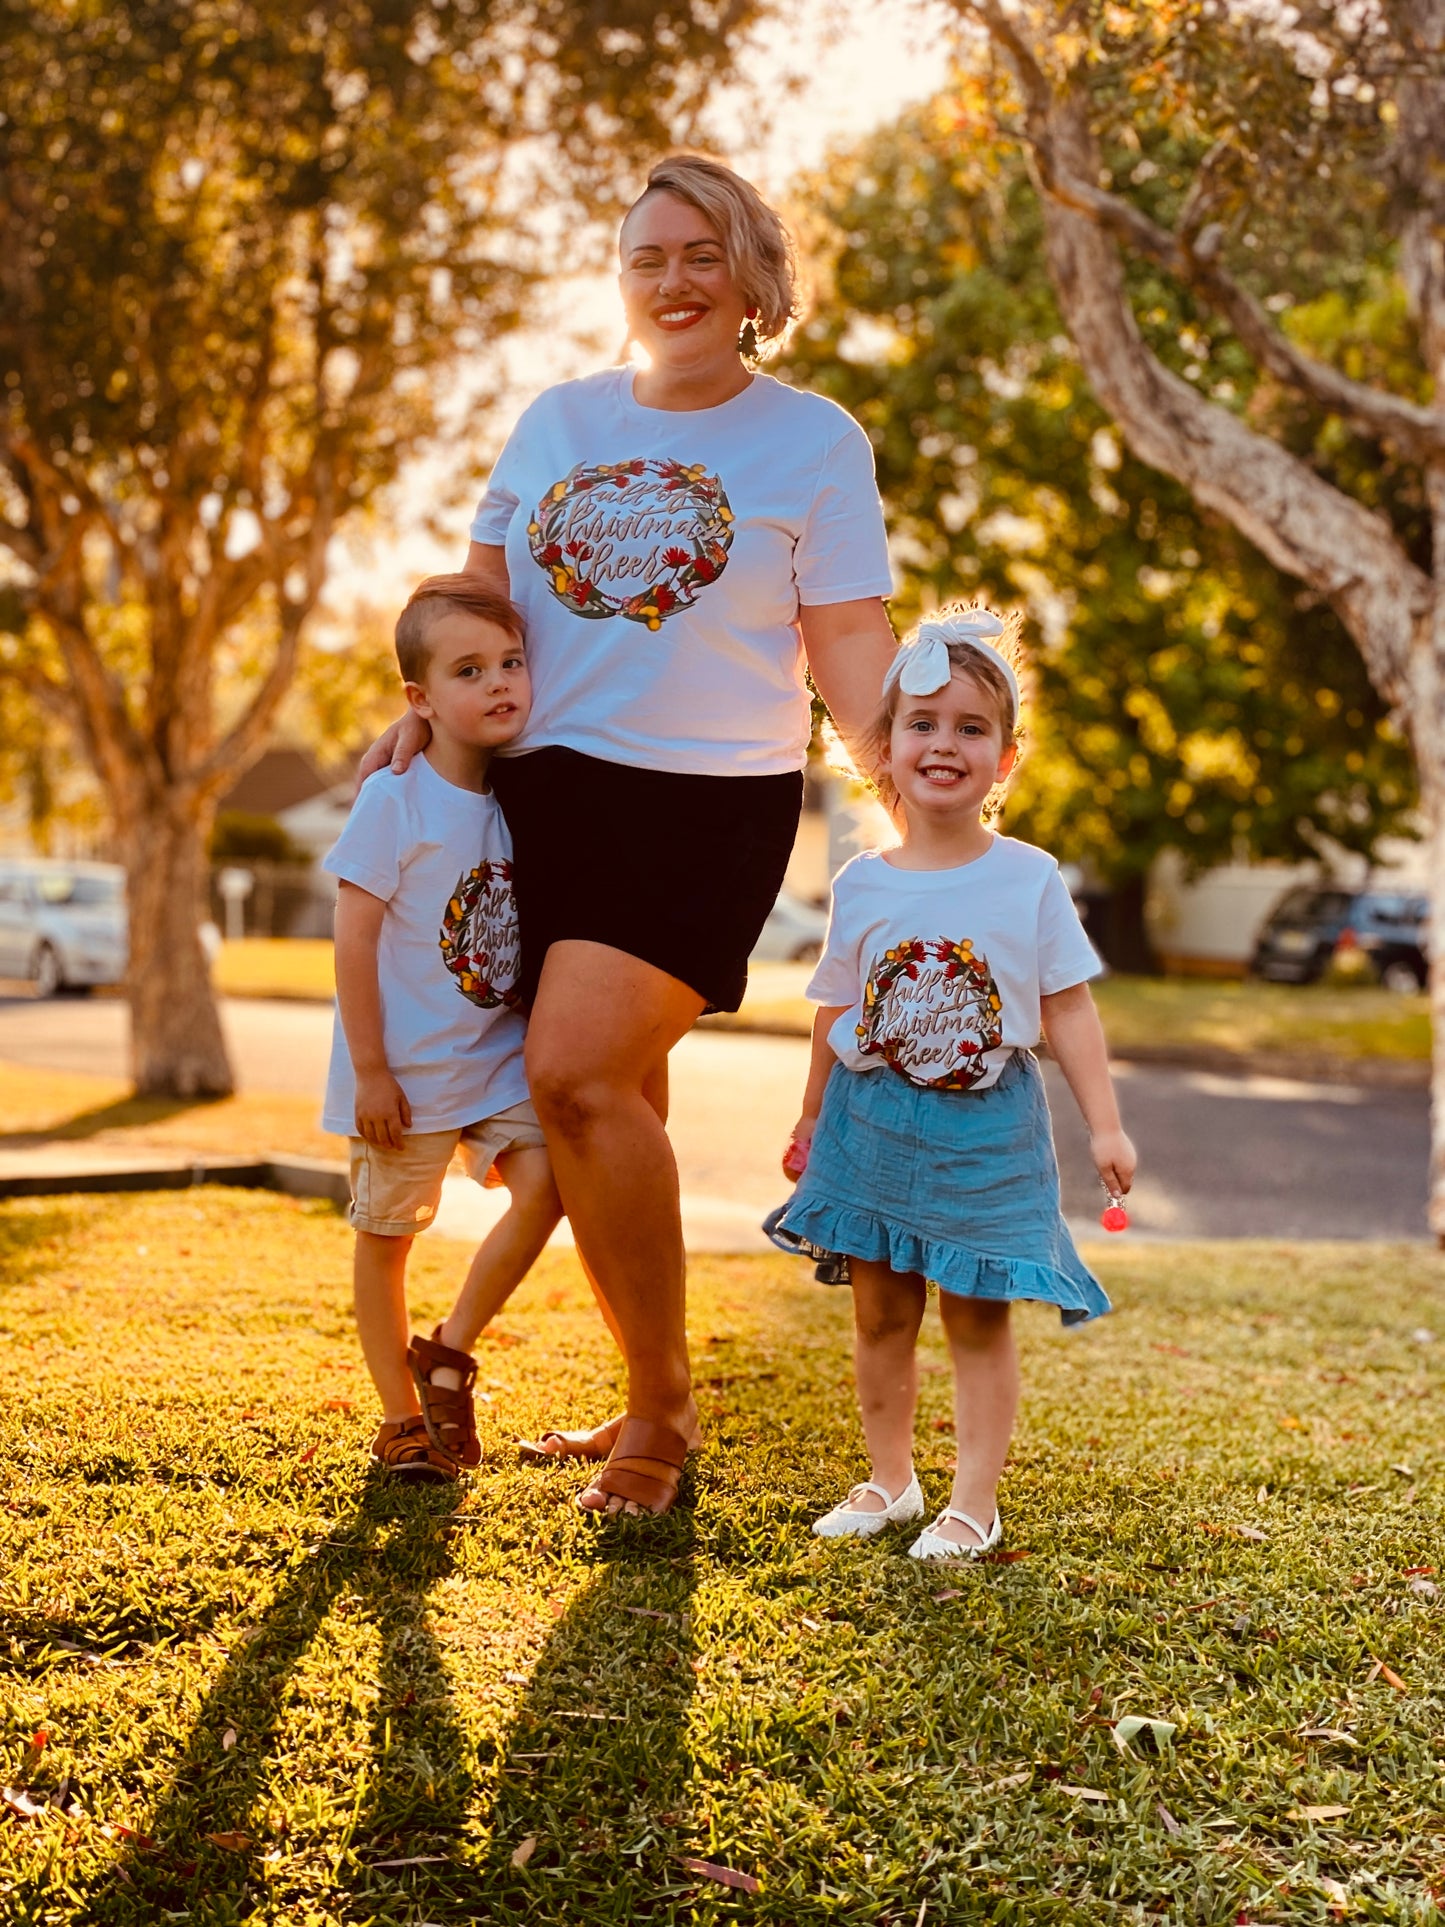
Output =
[
  {"x1": 356, "y1": 544, "x2": 512, "y2": 782},
  {"x1": 798, "y1": 597, "x2": 897, "y2": 776},
  {"x1": 783, "y1": 1004, "x2": 848, "y2": 1177},
  {"x1": 1039, "y1": 981, "x2": 1136, "y2": 1196}
]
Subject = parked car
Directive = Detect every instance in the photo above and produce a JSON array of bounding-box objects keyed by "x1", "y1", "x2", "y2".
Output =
[
  {"x1": 751, "y1": 886, "x2": 828, "y2": 964},
  {"x1": 0, "y1": 859, "x2": 126, "y2": 995},
  {"x1": 1249, "y1": 885, "x2": 1428, "y2": 991}
]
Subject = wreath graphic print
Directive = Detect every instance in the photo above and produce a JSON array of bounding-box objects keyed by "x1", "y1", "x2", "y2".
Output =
[
  {"x1": 858, "y1": 937, "x2": 1004, "y2": 1091},
  {"x1": 438, "y1": 859, "x2": 520, "y2": 1010},
  {"x1": 528, "y1": 457, "x2": 734, "y2": 628}
]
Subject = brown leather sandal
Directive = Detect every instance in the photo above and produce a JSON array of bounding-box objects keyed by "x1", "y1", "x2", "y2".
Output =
[
  {"x1": 369, "y1": 1415, "x2": 458, "y2": 1484},
  {"x1": 517, "y1": 1415, "x2": 624, "y2": 1465},
  {"x1": 577, "y1": 1417, "x2": 690, "y2": 1518},
  {"x1": 407, "y1": 1326, "x2": 481, "y2": 1467}
]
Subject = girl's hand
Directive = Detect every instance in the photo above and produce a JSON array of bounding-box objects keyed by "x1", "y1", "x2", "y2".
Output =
[
  {"x1": 356, "y1": 710, "x2": 431, "y2": 787},
  {"x1": 1090, "y1": 1128, "x2": 1136, "y2": 1198},
  {"x1": 782, "y1": 1115, "x2": 817, "y2": 1180},
  {"x1": 355, "y1": 1069, "x2": 413, "y2": 1151}
]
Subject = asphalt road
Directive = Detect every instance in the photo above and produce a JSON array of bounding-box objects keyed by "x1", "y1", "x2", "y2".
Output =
[{"x1": 0, "y1": 990, "x2": 1429, "y2": 1241}]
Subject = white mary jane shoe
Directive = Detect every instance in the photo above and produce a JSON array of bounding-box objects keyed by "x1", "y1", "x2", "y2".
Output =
[
  {"x1": 907, "y1": 1506, "x2": 1002, "y2": 1562},
  {"x1": 812, "y1": 1474, "x2": 925, "y2": 1540}
]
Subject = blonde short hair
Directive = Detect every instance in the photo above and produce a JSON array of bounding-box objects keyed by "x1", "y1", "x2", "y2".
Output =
[
  {"x1": 395, "y1": 574, "x2": 523, "y2": 685},
  {"x1": 625, "y1": 154, "x2": 800, "y2": 346}
]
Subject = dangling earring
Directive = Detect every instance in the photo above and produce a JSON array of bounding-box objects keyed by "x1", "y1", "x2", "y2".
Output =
[{"x1": 739, "y1": 307, "x2": 759, "y2": 361}]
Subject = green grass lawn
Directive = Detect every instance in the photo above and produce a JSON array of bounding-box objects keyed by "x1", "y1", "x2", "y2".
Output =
[{"x1": 2, "y1": 1200, "x2": 1442, "y2": 1921}]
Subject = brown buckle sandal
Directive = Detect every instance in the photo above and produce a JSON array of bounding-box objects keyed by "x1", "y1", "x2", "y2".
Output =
[
  {"x1": 407, "y1": 1326, "x2": 481, "y2": 1468},
  {"x1": 369, "y1": 1415, "x2": 458, "y2": 1484},
  {"x1": 518, "y1": 1415, "x2": 624, "y2": 1465},
  {"x1": 578, "y1": 1417, "x2": 689, "y2": 1518}
]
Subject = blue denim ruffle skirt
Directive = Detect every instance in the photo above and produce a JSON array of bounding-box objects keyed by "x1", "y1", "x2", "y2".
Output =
[{"x1": 766, "y1": 1051, "x2": 1110, "y2": 1326}]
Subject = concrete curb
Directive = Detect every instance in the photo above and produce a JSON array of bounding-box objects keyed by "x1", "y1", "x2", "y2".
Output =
[{"x1": 0, "y1": 1152, "x2": 350, "y2": 1206}]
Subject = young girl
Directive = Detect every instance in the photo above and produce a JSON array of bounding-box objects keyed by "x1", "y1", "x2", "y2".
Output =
[{"x1": 769, "y1": 607, "x2": 1135, "y2": 1559}]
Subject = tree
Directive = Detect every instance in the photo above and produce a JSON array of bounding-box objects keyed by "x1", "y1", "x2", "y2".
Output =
[
  {"x1": 0, "y1": 0, "x2": 765, "y2": 1094},
  {"x1": 951, "y1": 0, "x2": 1445, "y2": 1221},
  {"x1": 779, "y1": 110, "x2": 1416, "y2": 967}
]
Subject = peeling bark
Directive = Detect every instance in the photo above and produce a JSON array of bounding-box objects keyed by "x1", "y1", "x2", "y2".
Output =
[
  {"x1": 122, "y1": 798, "x2": 232, "y2": 1098},
  {"x1": 968, "y1": 0, "x2": 1445, "y2": 1228}
]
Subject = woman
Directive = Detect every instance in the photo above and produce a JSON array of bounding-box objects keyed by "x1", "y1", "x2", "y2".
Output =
[{"x1": 368, "y1": 155, "x2": 897, "y2": 1515}]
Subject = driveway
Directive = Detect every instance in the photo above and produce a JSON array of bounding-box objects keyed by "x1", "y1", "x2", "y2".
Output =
[{"x1": 0, "y1": 991, "x2": 1428, "y2": 1241}]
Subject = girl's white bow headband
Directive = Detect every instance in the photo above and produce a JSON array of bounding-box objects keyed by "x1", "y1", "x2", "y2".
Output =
[{"x1": 882, "y1": 609, "x2": 1020, "y2": 715}]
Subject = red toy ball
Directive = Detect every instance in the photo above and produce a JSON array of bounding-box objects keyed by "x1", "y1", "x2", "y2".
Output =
[
  {"x1": 782, "y1": 1139, "x2": 810, "y2": 1180},
  {"x1": 1100, "y1": 1203, "x2": 1129, "y2": 1233}
]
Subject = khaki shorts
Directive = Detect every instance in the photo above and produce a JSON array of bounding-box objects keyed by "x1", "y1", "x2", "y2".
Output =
[{"x1": 348, "y1": 1099, "x2": 547, "y2": 1237}]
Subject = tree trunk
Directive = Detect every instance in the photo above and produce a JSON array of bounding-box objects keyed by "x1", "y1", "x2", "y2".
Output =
[{"x1": 122, "y1": 800, "x2": 234, "y2": 1097}]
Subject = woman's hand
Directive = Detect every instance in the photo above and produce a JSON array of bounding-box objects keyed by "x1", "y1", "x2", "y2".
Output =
[
  {"x1": 782, "y1": 1115, "x2": 817, "y2": 1180},
  {"x1": 1090, "y1": 1128, "x2": 1136, "y2": 1199},
  {"x1": 357, "y1": 709, "x2": 431, "y2": 786}
]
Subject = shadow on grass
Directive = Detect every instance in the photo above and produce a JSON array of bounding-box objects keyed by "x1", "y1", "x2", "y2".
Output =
[
  {"x1": 47, "y1": 1479, "x2": 703, "y2": 1926},
  {"x1": 0, "y1": 1091, "x2": 228, "y2": 1148},
  {"x1": 65, "y1": 1482, "x2": 472, "y2": 1926},
  {"x1": 456, "y1": 1509, "x2": 702, "y2": 1926}
]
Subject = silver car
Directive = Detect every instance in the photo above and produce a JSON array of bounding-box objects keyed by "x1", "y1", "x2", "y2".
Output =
[{"x1": 0, "y1": 859, "x2": 127, "y2": 995}]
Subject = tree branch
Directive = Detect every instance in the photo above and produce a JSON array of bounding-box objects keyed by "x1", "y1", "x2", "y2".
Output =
[
  {"x1": 962, "y1": 0, "x2": 1432, "y2": 710},
  {"x1": 965, "y1": 0, "x2": 1445, "y2": 464}
]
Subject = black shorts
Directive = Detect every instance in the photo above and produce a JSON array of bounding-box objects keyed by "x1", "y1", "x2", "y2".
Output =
[{"x1": 489, "y1": 747, "x2": 803, "y2": 1014}]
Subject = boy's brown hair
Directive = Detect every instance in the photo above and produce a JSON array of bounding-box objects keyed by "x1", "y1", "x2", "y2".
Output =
[{"x1": 394, "y1": 574, "x2": 524, "y2": 685}]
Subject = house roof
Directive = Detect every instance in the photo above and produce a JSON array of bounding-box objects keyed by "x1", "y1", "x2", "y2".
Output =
[{"x1": 220, "y1": 748, "x2": 344, "y2": 817}]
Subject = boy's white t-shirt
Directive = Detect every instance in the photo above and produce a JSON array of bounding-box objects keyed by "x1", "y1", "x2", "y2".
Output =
[
  {"x1": 807, "y1": 838, "x2": 1103, "y2": 1093},
  {"x1": 469, "y1": 369, "x2": 893, "y2": 776},
  {"x1": 320, "y1": 756, "x2": 530, "y2": 1136}
]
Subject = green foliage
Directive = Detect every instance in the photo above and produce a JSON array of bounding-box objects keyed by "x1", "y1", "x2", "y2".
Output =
[
  {"x1": 1, "y1": 1191, "x2": 1442, "y2": 1922},
  {"x1": 0, "y1": 0, "x2": 766, "y2": 807},
  {"x1": 208, "y1": 811, "x2": 311, "y2": 866},
  {"x1": 779, "y1": 109, "x2": 1418, "y2": 885}
]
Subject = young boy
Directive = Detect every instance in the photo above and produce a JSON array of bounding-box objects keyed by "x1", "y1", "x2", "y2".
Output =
[{"x1": 321, "y1": 574, "x2": 561, "y2": 1482}]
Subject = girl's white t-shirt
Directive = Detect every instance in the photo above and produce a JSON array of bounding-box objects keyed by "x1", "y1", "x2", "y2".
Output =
[
  {"x1": 320, "y1": 756, "x2": 530, "y2": 1136},
  {"x1": 807, "y1": 838, "x2": 1103, "y2": 1092},
  {"x1": 470, "y1": 369, "x2": 894, "y2": 776}
]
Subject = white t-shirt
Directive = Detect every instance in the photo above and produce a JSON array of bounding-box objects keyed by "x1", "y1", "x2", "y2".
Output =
[
  {"x1": 469, "y1": 369, "x2": 893, "y2": 776},
  {"x1": 807, "y1": 838, "x2": 1103, "y2": 1093},
  {"x1": 320, "y1": 756, "x2": 530, "y2": 1136}
]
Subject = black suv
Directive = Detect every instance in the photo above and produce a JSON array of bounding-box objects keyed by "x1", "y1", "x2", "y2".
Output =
[{"x1": 1250, "y1": 886, "x2": 1428, "y2": 990}]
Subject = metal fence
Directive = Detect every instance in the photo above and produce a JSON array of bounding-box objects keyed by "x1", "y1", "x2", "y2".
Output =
[{"x1": 207, "y1": 862, "x2": 337, "y2": 940}]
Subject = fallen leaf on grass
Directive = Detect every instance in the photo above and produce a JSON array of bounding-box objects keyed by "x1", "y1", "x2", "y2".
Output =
[
  {"x1": 28, "y1": 1732, "x2": 47, "y2": 1754},
  {"x1": 1112, "y1": 1716, "x2": 1177, "y2": 1755},
  {"x1": 221, "y1": 1728, "x2": 237, "y2": 1752},
  {"x1": 1156, "y1": 1802, "x2": 1181, "y2": 1835},
  {"x1": 370, "y1": 1854, "x2": 451, "y2": 1869},
  {"x1": 1290, "y1": 1805, "x2": 1350, "y2": 1821},
  {"x1": 205, "y1": 1831, "x2": 253, "y2": 1852},
  {"x1": 510, "y1": 1836, "x2": 536, "y2": 1869},
  {"x1": 1408, "y1": 1577, "x2": 1438, "y2": 1597},
  {"x1": 933, "y1": 1589, "x2": 963, "y2": 1603},
  {"x1": 680, "y1": 1857, "x2": 760, "y2": 1893},
  {"x1": 981, "y1": 1770, "x2": 1031, "y2": 1794},
  {"x1": 1318, "y1": 1876, "x2": 1349, "y2": 1903},
  {"x1": 3, "y1": 1786, "x2": 47, "y2": 1820},
  {"x1": 1234, "y1": 1526, "x2": 1268, "y2": 1542},
  {"x1": 1299, "y1": 1728, "x2": 1356, "y2": 1746},
  {"x1": 981, "y1": 1549, "x2": 1031, "y2": 1564},
  {"x1": 297, "y1": 1444, "x2": 318, "y2": 1464},
  {"x1": 930, "y1": 1417, "x2": 955, "y2": 1433},
  {"x1": 1402, "y1": 1565, "x2": 1435, "y2": 1577},
  {"x1": 1060, "y1": 1785, "x2": 1111, "y2": 1802},
  {"x1": 1378, "y1": 1662, "x2": 1407, "y2": 1692},
  {"x1": 321, "y1": 1396, "x2": 354, "y2": 1414},
  {"x1": 502, "y1": 1671, "x2": 528, "y2": 1686},
  {"x1": 622, "y1": 1607, "x2": 672, "y2": 1622},
  {"x1": 1390, "y1": 1463, "x2": 1414, "y2": 1477},
  {"x1": 798, "y1": 1616, "x2": 823, "y2": 1632}
]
